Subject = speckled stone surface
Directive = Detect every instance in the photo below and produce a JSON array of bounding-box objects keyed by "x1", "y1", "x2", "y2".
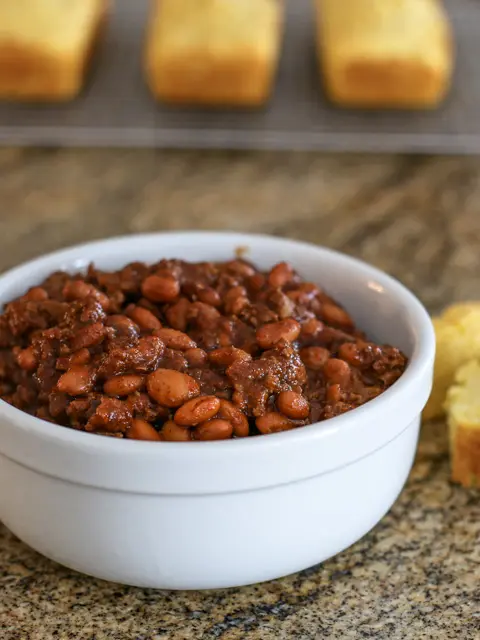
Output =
[{"x1": 0, "y1": 149, "x2": 479, "y2": 639}]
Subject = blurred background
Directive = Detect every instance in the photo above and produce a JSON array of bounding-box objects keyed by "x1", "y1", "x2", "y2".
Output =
[{"x1": 0, "y1": 149, "x2": 477, "y2": 317}]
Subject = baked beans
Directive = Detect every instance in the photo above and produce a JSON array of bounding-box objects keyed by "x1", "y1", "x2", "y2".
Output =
[{"x1": 0, "y1": 257, "x2": 407, "y2": 441}]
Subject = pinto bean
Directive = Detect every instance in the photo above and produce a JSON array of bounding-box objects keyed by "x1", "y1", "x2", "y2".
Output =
[
  {"x1": 127, "y1": 418, "x2": 162, "y2": 441},
  {"x1": 300, "y1": 346, "x2": 330, "y2": 370},
  {"x1": 69, "y1": 348, "x2": 91, "y2": 366},
  {"x1": 57, "y1": 366, "x2": 95, "y2": 395},
  {"x1": 63, "y1": 280, "x2": 110, "y2": 310},
  {"x1": 23, "y1": 287, "x2": 49, "y2": 302},
  {"x1": 326, "y1": 384, "x2": 342, "y2": 403},
  {"x1": 142, "y1": 274, "x2": 180, "y2": 303},
  {"x1": 225, "y1": 260, "x2": 256, "y2": 277},
  {"x1": 321, "y1": 303, "x2": 354, "y2": 328},
  {"x1": 224, "y1": 286, "x2": 249, "y2": 316},
  {"x1": 166, "y1": 298, "x2": 190, "y2": 331},
  {"x1": 198, "y1": 286, "x2": 221, "y2": 307},
  {"x1": 193, "y1": 419, "x2": 233, "y2": 441},
  {"x1": 338, "y1": 342, "x2": 362, "y2": 366},
  {"x1": 324, "y1": 358, "x2": 351, "y2": 387},
  {"x1": 268, "y1": 262, "x2": 294, "y2": 288},
  {"x1": 162, "y1": 420, "x2": 192, "y2": 442},
  {"x1": 147, "y1": 369, "x2": 200, "y2": 407},
  {"x1": 174, "y1": 396, "x2": 221, "y2": 426},
  {"x1": 256, "y1": 318, "x2": 301, "y2": 349},
  {"x1": 300, "y1": 318, "x2": 324, "y2": 338},
  {"x1": 208, "y1": 347, "x2": 251, "y2": 367},
  {"x1": 104, "y1": 374, "x2": 145, "y2": 397},
  {"x1": 71, "y1": 322, "x2": 105, "y2": 351},
  {"x1": 106, "y1": 315, "x2": 140, "y2": 340},
  {"x1": 127, "y1": 305, "x2": 162, "y2": 331},
  {"x1": 184, "y1": 348, "x2": 208, "y2": 367},
  {"x1": 15, "y1": 347, "x2": 37, "y2": 371},
  {"x1": 277, "y1": 391, "x2": 310, "y2": 419},
  {"x1": 217, "y1": 399, "x2": 249, "y2": 437},
  {"x1": 153, "y1": 328, "x2": 196, "y2": 351},
  {"x1": 256, "y1": 412, "x2": 296, "y2": 434}
]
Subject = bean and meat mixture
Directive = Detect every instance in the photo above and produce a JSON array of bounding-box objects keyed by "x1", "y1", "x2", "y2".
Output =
[{"x1": 0, "y1": 258, "x2": 407, "y2": 441}]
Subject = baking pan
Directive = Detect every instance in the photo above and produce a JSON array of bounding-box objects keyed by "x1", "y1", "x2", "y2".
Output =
[{"x1": 0, "y1": 0, "x2": 478, "y2": 153}]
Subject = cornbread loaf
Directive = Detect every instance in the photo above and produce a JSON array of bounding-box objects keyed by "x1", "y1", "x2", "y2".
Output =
[
  {"x1": 314, "y1": 0, "x2": 454, "y2": 108},
  {"x1": 423, "y1": 303, "x2": 480, "y2": 421},
  {"x1": 0, "y1": 0, "x2": 108, "y2": 101},
  {"x1": 145, "y1": 0, "x2": 284, "y2": 106},
  {"x1": 445, "y1": 359, "x2": 480, "y2": 487}
]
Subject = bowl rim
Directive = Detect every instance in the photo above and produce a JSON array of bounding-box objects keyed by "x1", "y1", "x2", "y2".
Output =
[{"x1": 0, "y1": 232, "x2": 435, "y2": 493}]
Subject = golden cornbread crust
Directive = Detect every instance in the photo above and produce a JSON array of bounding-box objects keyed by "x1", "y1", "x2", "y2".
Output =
[
  {"x1": 324, "y1": 59, "x2": 450, "y2": 109},
  {"x1": 315, "y1": 0, "x2": 454, "y2": 108},
  {"x1": 423, "y1": 303, "x2": 480, "y2": 420},
  {"x1": 145, "y1": 0, "x2": 284, "y2": 107},
  {"x1": 445, "y1": 359, "x2": 480, "y2": 487},
  {"x1": 145, "y1": 54, "x2": 276, "y2": 107},
  {"x1": 0, "y1": 0, "x2": 108, "y2": 102},
  {"x1": 450, "y1": 422, "x2": 480, "y2": 487}
]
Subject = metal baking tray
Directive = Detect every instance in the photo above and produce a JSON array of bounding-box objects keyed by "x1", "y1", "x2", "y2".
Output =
[{"x1": 0, "y1": 0, "x2": 478, "y2": 153}]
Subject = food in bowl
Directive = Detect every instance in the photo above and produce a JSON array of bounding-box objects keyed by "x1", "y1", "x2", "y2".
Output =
[{"x1": 0, "y1": 257, "x2": 407, "y2": 441}]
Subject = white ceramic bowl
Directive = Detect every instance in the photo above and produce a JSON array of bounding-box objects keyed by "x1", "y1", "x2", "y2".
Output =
[{"x1": 0, "y1": 233, "x2": 435, "y2": 590}]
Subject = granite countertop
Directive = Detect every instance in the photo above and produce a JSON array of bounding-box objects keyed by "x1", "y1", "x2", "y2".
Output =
[{"x1": 0, "y1": 149, "x2": 479, "y2": 640}]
